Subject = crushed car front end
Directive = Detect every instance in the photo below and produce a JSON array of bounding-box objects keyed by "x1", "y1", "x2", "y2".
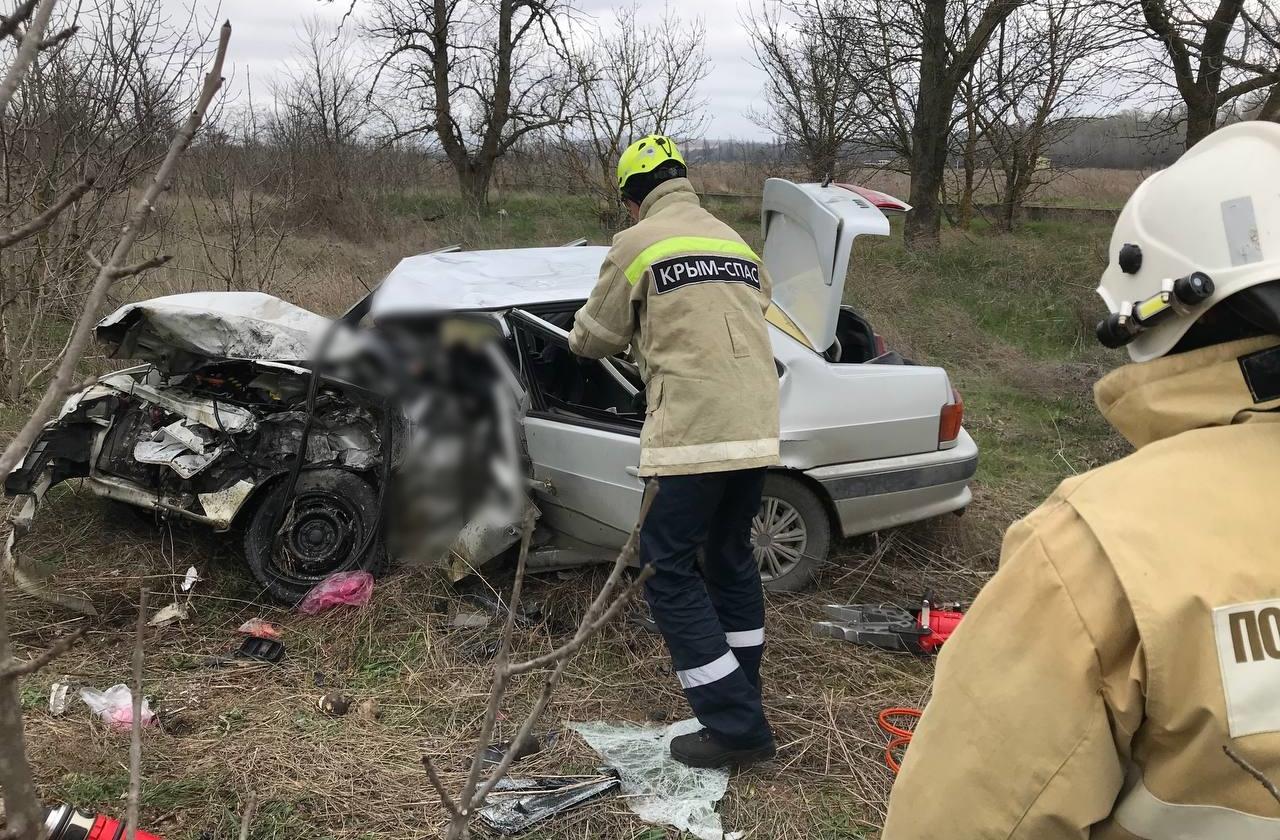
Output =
[{"x1": 5, "y1": 293, "x2": 396, "y2": 603}]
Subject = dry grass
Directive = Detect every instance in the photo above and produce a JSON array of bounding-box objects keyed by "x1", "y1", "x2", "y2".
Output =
[
  {"x1": 2, "y1": 176, "x2": 1129, "y2": 839},
  {"x1": 7, "y1": 487, "x2": 983, "y2": 839}
]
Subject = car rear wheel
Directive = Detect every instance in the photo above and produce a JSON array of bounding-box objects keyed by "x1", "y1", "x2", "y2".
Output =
[
  {"x1": 754, "y1": 473, "x2": 830, "y2": 593},
  {"x1": 244, "y1": 469, "x2": 387, "y2": 604}
]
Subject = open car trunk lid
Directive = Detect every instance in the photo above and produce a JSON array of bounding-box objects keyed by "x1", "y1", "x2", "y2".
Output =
[{"x1": 761, "y1": 179, "x2": 893, "y2": 353}]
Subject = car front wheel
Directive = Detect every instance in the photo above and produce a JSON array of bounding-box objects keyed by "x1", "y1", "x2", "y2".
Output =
[
  {"x1": 243, "y1": 469, "x2": 387, "y2": 604},
  {"x1": 754, "y1": 472, "x2": 831, "y2": 593}
]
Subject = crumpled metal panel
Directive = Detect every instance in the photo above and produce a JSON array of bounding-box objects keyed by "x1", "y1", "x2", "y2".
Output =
[
  {"x1": 371, "y1": 246, "x2": 609, "y2": 319},
  {"x1": 99, "y1": 372, "x2": 257, "y2": 433},
  {"x1": 197, "y1": 480, "x2": 256, "y2": 528},
  {"x1": 96, "y1": 292, "x2": 330, "y2": 371}
]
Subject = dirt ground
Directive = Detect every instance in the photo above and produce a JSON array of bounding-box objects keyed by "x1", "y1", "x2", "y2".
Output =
[{"x1": 4, "y1": 185, "x2": 1127, "y2": 839}]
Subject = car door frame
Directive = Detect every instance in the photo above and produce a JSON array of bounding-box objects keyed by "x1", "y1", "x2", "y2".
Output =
[{"x1": 505, "y1": 307, "x2": 645, "y2": 550}]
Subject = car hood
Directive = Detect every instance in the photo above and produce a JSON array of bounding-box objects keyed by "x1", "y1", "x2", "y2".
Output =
[{"x1": 96, "y1": 292, "x2": 331, "y2": 372}]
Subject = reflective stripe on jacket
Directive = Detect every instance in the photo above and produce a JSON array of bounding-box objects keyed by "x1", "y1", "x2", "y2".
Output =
[
  {"x1": 568, "y1": 179, "x2": 781, "y2": 477},
  {"x1": 881, "y1": 336, "x2": 1280, "y2": 839}
]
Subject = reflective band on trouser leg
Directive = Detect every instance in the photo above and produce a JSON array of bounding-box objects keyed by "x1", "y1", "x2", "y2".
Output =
[
  {"x1": 677, "y1": 650, "x2": 740, "y2": 689},
  {"x1": 726, "y1": 629, "x2": 765, "y2": 692},
  {"x1": 1112, "y1": 770, "x2": 1280, "y2": 839},
  {"x1": 725, "y1": 629, "x2": 764, "y2": 647}
]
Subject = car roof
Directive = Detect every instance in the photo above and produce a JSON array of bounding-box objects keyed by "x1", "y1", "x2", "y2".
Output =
[{"x1": 370, "y1": 245, "x2": 608, "y2": 319}]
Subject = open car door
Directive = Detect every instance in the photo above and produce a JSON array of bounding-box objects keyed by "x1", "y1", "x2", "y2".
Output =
[
  {"x1": 507, "y1": 308, "x2": 643, "y2": 550},
  {"x1": 761, "y1": 179, "x2": 896, "y2": 353}
]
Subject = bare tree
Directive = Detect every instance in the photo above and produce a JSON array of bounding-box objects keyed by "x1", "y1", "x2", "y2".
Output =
[
  {"x1": 184, "y1": 108, "x2": 296, "y2": 293},
  {"x1": 905, "y1": 0, "x2": 1028, "y2": 247},
  {"x1": 557, "y1": 2, "x2": 709, "y2": 224},
  {"x1": 1126, "y1": 0, "x2": 1280, "y2": 147},
  {"x1": 974, "y1": 0, "x2": 1119, "y2": 230},
  {"x1": 271, "y1": 17, "x2": 373, "y2": 216},
  {"x1": 745, "y1": 0, "x2": 867, "y2": 181},
  {"x1": 0, "y1": 12, "x2": 231, "y2": 838},
  {"x1": 0, "y1": 0, "x2": 205, "y2": 400},
  {"x1": 367, "y1": 0, "x2": 582, "y2": 209}
]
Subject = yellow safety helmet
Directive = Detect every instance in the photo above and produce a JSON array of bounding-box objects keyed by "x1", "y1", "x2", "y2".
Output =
[{"x1": 616, "y1": 134, "x2": 686, "y2": 191}]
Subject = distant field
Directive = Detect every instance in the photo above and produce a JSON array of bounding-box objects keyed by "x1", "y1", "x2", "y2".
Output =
[{"x1": 6, "y1": 187, "x2": 1127, "y2": 839}]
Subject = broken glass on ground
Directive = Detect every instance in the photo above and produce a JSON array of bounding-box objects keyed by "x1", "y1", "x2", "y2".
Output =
[
  {"x1": 571, "y1": 718, "x2": 731, "y2": 840},
  {"x1": 477, "y1": 771, "x2": 620, "y2": 835}
]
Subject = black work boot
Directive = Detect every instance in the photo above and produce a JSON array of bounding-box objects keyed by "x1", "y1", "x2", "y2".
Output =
[{"x1": 670, "y1": 728, "x2": 776, "y2": 770}]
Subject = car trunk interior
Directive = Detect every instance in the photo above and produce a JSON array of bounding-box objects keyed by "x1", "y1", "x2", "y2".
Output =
[{"x1": 826, "y1": 307, "x2": 904, "y2": 365}]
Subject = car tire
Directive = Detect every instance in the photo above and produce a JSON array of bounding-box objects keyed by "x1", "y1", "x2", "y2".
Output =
[
  {"x1": 755, "y1": 472, "x2": 830, "y2": 593},
  {"x1": 243, "y1": 469, "x2": 387, "y2": 604}
]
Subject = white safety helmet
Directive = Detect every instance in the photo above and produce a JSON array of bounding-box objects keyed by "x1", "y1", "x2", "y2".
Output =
[{"x1": 1096, "y1": 121, "x2": 1280, "y2": 362}]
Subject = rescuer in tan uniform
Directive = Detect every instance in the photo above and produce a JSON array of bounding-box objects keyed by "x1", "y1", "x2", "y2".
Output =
[
  {"x1": 569, "y1": 135, "x2": 779, "y2": 769},
  {"x1": 881, "y1": 122, "x2": 1280, "y2": 838}
]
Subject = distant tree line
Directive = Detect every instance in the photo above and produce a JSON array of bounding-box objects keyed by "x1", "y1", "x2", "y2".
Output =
[{"x1": 234, "y1": 0, "x2": 1280, "y2": 248}]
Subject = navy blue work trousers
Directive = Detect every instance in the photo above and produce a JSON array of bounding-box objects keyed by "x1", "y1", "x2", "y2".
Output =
[{"x1": 640, "y1": 468, "x2": 773, "y2": 748}]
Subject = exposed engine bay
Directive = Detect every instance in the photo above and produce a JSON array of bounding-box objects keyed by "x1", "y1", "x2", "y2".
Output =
[{"x1": 4, "y1": 292, "x2": 525, "y2": 606}]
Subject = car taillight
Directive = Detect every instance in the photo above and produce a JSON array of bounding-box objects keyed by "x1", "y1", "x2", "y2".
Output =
[
  {"x1": 938, "y1": 388, "x2": 963, "y2": 448},
  {"x1": 874, "y1": 333, "x2": 887, "y2": 357}
]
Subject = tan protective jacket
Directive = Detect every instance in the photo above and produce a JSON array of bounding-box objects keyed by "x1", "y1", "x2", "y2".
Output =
[
  {"x1": 882, "y1": 336, "x2": 1280, "y2": 840},
  {"x1": 568, "y1": 179, "x2": 781, "y2": 477}
]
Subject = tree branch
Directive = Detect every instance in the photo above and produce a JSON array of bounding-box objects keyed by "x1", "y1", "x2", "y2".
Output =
[
  {"x1": 0, "y1": 626, "x2": 83, "y2": 679},
  {"x1": 86, "y1": 251, "x2": 172, "y2": 280},
  {"x1": 0, "y1": 21, "x2": 230, "y2": 485},
  {"x1": 0, "y1": 23, "x2": 232, "y2": 839},
  {"x1": 0, "y1": 0, "x2": 53, "y2": 139},
  {"x1": 1224, "y1": 743, "x2": 1280, "y2": 806},
  {"x1": 425, "y1": 484, "x2": 658, "y2": 840},
  {"x1": 0, "y1": 0, "x2": 37, "y2": 42},
  {"x1": 0, "y1": 176, "x2": 94, "y2": 249}
]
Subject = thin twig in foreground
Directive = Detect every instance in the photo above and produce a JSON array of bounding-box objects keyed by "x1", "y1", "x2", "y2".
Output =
[
  {"x1": 238, "y1": 792, "x2": 258, "y2": 840},
  {"x1": 126, "y1": 588, "x2": 148, "y2": 840},
  {"x1": 429, "y1": 482, "x2": 659, "y2": 840},
  {"x1": 1224, "y1": 743, "x2": 1280, "y2": 805}
]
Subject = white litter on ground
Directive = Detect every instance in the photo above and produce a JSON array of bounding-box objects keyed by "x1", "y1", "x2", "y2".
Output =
[
  {"x1": 571, "y1": 718, "x2": 732, "y2": 840},
  {"x1": 148, "y1": 602, "x2": 189, "y2": 627}
]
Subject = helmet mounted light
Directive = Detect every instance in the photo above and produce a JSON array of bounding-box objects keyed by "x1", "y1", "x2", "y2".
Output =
[{"x1": 1097, "y1": 272, "x2": 1216, "y2": 349}]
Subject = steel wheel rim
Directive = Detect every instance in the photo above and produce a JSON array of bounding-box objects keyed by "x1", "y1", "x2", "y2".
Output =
[
  {"x1": 274, "y1": 490, "x2": 364, "y2": 582},
  {"x1": 752, "y1": 495, "x2": 807, "y2": 581}
]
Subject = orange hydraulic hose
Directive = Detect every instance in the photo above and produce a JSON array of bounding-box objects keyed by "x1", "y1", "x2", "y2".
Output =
[{"x1": 877, "y1": 707, "x2": 922, "y2": 774}]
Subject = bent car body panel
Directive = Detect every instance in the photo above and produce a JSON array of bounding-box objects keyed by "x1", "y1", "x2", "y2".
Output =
[
  {"x1": 371, "y1": 246, "x2": 611, "y2": 319},
  {"x1": 97, "y1": 292, "x2": 330, "y2": 370}
]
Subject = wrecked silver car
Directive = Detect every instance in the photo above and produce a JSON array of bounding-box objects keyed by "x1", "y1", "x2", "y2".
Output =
[
  {"x1": 5, "y1": 293, "x2": 396, "y2": 603},
  {"x1": 8, "y1": 180, "x2": 978, "y2": 606}
]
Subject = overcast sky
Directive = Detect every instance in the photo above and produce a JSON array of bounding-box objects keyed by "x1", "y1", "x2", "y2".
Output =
[{"x1": 178, "y1": 0, "x2": 771, "y2": 139}]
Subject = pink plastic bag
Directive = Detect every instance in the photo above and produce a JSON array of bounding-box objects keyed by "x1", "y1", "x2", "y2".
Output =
[
  {"x1": 297, "y1": 571, "x2": 374, "y2": 615},
  {"x1": 79, "y1": 684, "x2": 155, "y2": 732}
]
